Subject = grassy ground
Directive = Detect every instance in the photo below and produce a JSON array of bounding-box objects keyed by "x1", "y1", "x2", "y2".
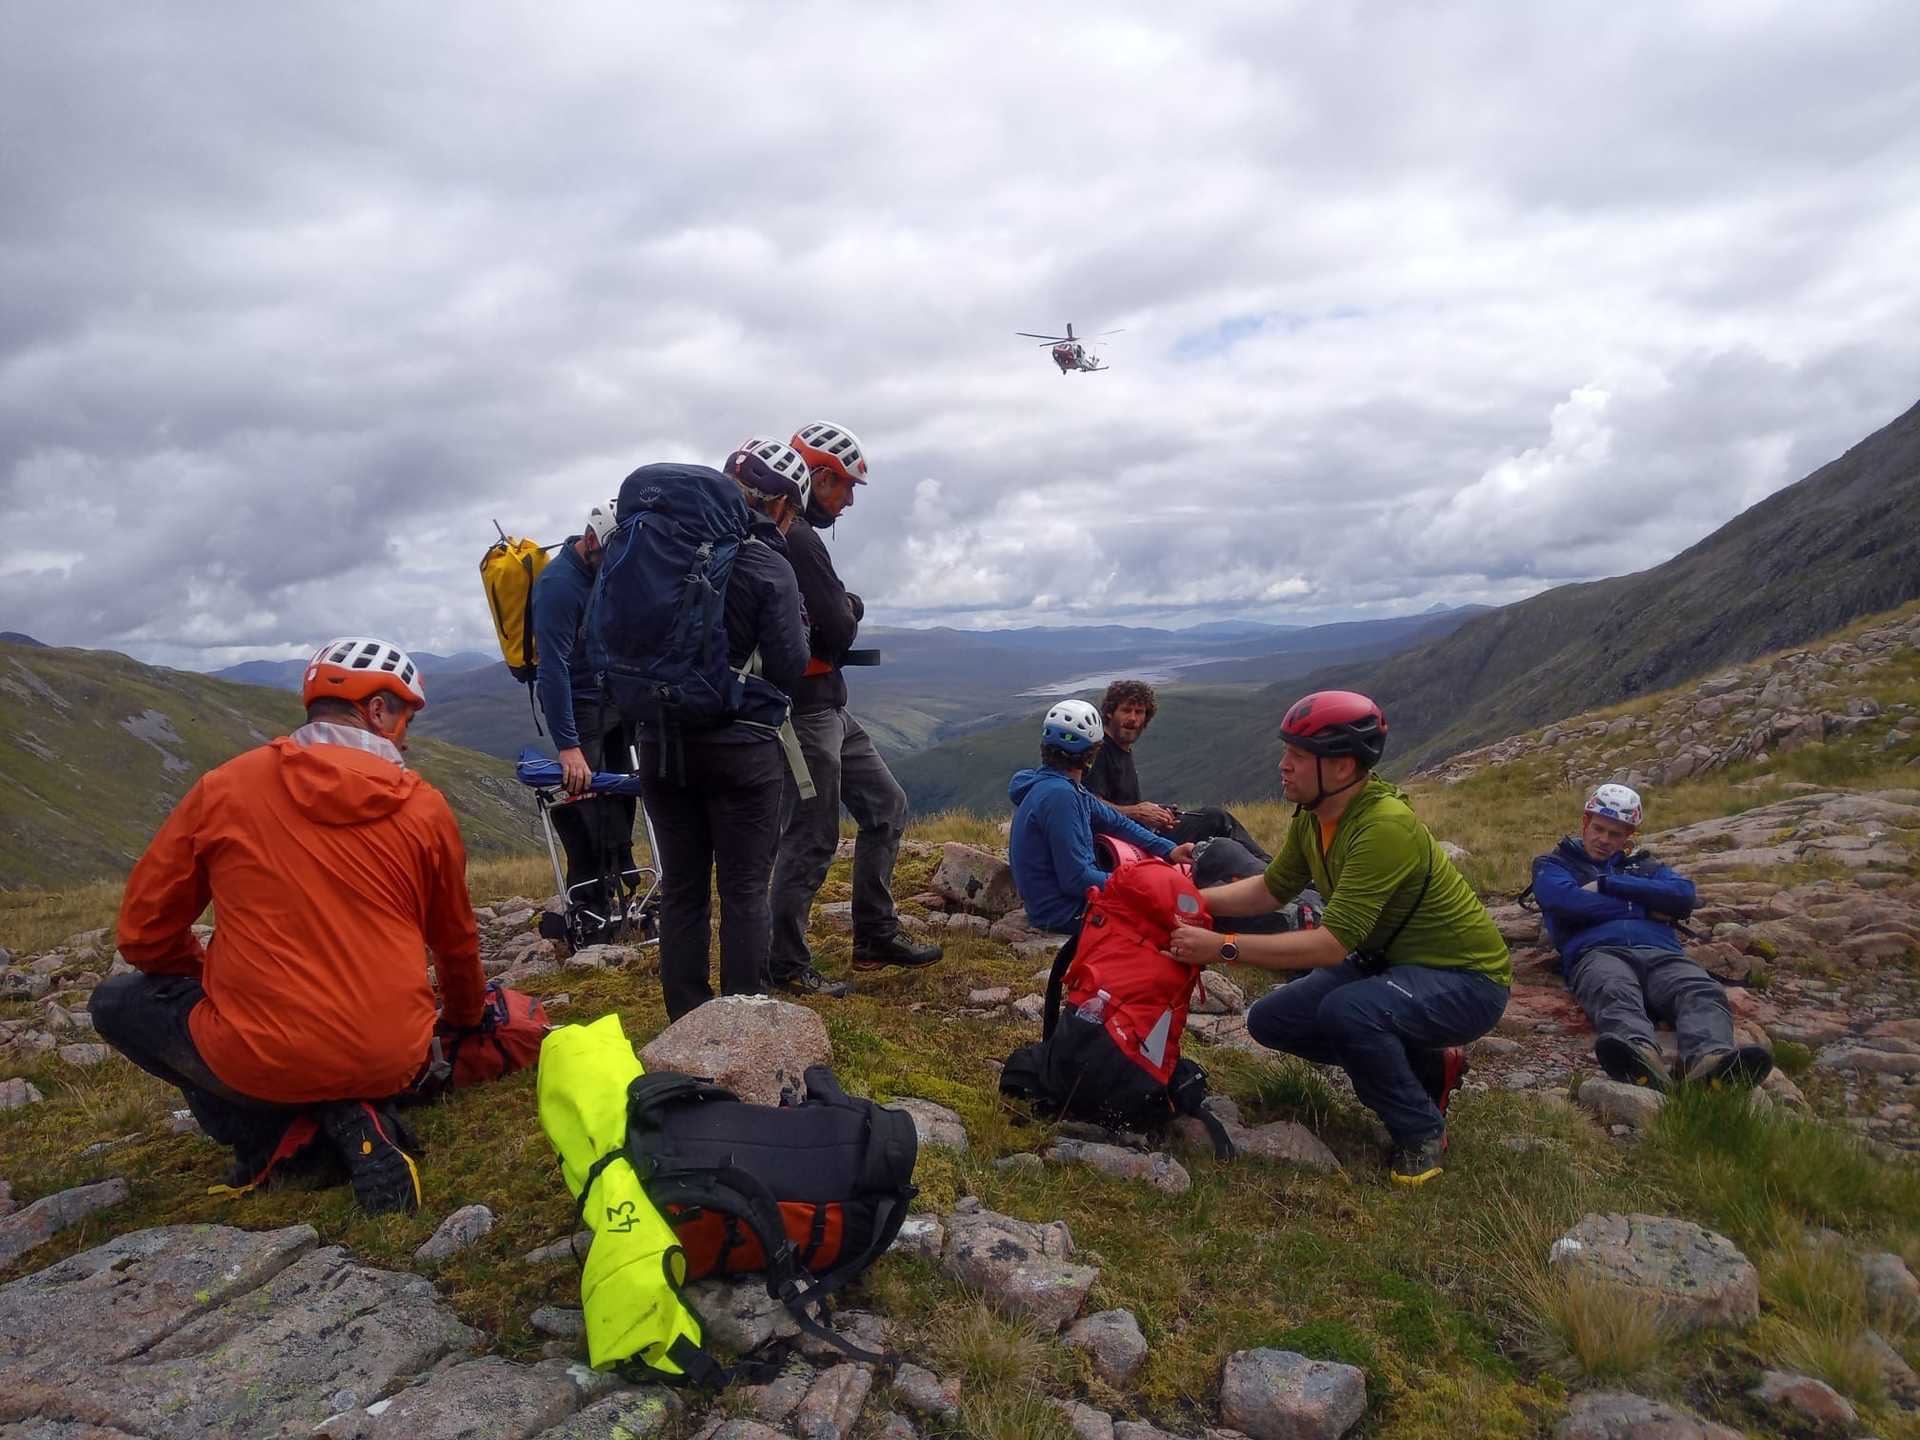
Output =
[{"x1": 3, "y1": 840, "x2": 1917, "y2": 1437}]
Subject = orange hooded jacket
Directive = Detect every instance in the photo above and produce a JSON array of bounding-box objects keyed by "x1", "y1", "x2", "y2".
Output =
[{"x1": 115, "y1": 726, "x2": 487, "y2": 1103}]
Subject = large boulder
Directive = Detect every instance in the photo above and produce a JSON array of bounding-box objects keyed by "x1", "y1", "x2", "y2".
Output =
[
  {"x1": 1549, "y1": 1214, "x2": 1759, "y2": 1333},
  {"x1": 641, "y1": 994, "x2": 832, "y2": 1106},
  {"x1": 1219, "y1": 1347, "x2": 1367, "y2": 1440},
  {"x1": 930, "y1": 843, "x2": 1021, "y2": 918},
  {"x1": 942, "y1": 1201, "x2": 1096, "y2": 1331}
]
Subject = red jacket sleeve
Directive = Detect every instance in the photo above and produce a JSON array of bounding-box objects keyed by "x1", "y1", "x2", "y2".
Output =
[
  {"x1": 421, "y1": 794, "x2": 486, "y2": 1028},
  {"x1": 116, "y1": 780, "x2": 212, "y2": 976}
]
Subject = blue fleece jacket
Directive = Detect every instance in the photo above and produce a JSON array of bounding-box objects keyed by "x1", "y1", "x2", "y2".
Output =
[
  {"x1": 1530, "y1": 836, "x2": 1697, "y2": 971},
  {"x1": 531, "y1": 540, "x2": 604, "y2": 751},
  {"x1": 1008, "y1": 765, "x2": 1175, "y2": 932}
]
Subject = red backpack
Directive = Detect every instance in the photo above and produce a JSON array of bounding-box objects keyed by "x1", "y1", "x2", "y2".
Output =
[
  {"x1": 440, "y1": 982, "x2": 552, "y2": 1089},
  {"x1": 1000, "y1": 855, "x2": 1236, "y2": 1157}
]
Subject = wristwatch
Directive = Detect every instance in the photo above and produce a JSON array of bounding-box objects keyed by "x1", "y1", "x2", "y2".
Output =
[{"x1": 1218, "y1": 934, "x2": 1239, "y2": 962}]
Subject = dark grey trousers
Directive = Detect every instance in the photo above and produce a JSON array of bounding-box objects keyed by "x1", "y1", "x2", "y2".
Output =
[
  {"x1": 769, "y1": 707, "x2": 907, "y2": 977},
  {"x1": 1567, "y1": 943, "x2": 1733, "y2": 1067}
]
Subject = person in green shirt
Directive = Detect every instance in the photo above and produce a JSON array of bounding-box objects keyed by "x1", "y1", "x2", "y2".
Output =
[{"x1": 1168, "y1": 690, "x2": 1510, "y2": 1186}]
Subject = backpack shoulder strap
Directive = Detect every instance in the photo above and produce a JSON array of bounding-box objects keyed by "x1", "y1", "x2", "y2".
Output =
[{"x1": 1041, "y1": 928, "x2": 1083, "y2": 1040}]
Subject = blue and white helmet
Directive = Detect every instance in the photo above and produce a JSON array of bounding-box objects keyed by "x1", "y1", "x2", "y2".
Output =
[
  {"x1": 1042, "y1": 699, "x2": 1103, "y2": 754},
  {"x1": 1584, "y1": 782, "x2": 1644, "y2": 828}
]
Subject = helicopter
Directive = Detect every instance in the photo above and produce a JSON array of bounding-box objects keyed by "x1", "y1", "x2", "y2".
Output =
[{"x1": 1016, "y1": 321, "x2": 1123, "y2": 374}]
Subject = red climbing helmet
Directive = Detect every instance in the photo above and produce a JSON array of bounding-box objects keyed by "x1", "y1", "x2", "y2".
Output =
[{"x1": 1279, "y1": 690, "x2": 1388, "y2": 767}]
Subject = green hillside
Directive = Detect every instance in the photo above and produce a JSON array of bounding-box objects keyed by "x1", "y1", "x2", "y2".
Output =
[{"x1": 0, "y1": 641, "x2": 534, "y2": 890}]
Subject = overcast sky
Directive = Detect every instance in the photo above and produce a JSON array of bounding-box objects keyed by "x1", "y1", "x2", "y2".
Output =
[{"x1": 4, "y1": 3, "x2": 1918, "y2": 669}]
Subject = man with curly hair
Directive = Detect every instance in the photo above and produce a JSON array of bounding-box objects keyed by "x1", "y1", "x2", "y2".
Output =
[{"x1": 1084, "y1": 678, "x2": 1271, "y2": 861}]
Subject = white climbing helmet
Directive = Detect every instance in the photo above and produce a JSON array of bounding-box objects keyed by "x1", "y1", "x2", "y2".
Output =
[
  {"x1": 1584, "y1": 782, "x2": 1644, "y2": 828},
  {"x1": 585, "y1": 501, "x2": 617, "y2": 546},
  {"x1": 1042, "y1": 699, "x2": 1103, "y2": 754}
]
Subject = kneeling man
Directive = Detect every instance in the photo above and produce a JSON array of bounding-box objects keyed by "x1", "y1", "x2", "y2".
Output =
[
  {"x1": 93, "y1": 638, "x2": 486, "y2": 1214},
  {"x1": 1168, "y1": 691, "x2": 1510, "y2": 1186}
]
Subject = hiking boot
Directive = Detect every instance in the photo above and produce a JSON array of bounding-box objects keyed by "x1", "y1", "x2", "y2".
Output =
[
  {"x1": 772, "y1": 966, "x2": 854, "y2": 1000},
  {"x1": 1411, "y1": 1046, "x2": 1470, "y2": 1118},
  {"x1": 1594, "y1": 1035, "x2": 1672, "y2": 1093},
  {"x1": 1683, "y1": 1045, "x2": 1775, "y2": 1089},
  {"x1": 1390, "y1": 1135, "x2": 1447, "y2": 1187},
  {"x1": 851, "y1": 933, "x2": 945, "y2": 971},
  {"x1": 317, "y1": 1100, "x2": 423, "y2": 1216}
]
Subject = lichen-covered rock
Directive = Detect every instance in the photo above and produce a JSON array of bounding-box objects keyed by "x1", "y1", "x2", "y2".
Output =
[
  {"x1": 1219, "y1": 1347, "x2": 1366, "y2": 1440},
  {"x1": 930, "y1": 842, "x2": 1020, "y2": 917},
  {"x1": 641, "y1": 995, "x2": 832, "y2": 1107},
  {"x1": 1064, "y1": 1307, "x2": 1148, "y2": 1385},
  {"x1": 942, "y1": 1204, "x2": 1096, "y2": 1331},
  {"x1": 1553, "y1": 1391, "x2": 1744, "y2": 1439},
  {"x1": 888, "y1": 1215, "x2": 945, "y2": 1261},
  {"x1": 1043, "y1": 1139, "x2": 1191, "y2": 1195},
  {"x1": 1549, "y1": 1214, "x2": 1759, "y2": 1333}
]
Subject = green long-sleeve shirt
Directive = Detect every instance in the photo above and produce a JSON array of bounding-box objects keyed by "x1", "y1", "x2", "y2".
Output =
[{"x1": 1263, "y1": 776, "x2": 1511, "y2": 986}]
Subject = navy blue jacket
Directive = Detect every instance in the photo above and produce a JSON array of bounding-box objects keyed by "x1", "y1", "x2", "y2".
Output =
[
  {"x1": 531, "y1": 539, "x2": 603, "y2": 751},
  {"x1": 1530, "y1": 837, "x2": 1697, "y2": 970},
  {"x1": 1008, "y1": 765, "x2": 1174, "y2": 932}
]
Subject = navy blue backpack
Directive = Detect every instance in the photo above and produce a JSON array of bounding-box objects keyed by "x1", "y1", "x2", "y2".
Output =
[{"x1": 587, "y1": 463, "x2": 789, "y2": 738}]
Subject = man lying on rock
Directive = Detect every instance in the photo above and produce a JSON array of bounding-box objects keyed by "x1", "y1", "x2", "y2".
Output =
[
  {"x1": 1530, "y1": 782, "x2": 1773, "y2": 1093},
  {"x1": 92, "y1": 637, "x2": 488, "y2": 1214},
  {"x1": 1009, "y1": 699, "x2": 1194, "y2": 933},
  {"x1": 1166, "y1": 691, "x2": 1511, "y2": 1187},
  {"x1": 1084, "y1": 678, "x2": 1271, "y2": 863}
]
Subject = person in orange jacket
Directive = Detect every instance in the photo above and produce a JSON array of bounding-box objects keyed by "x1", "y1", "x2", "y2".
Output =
[{"x1": 91, "y1": 636, "x2": 487, "y2": 1213}]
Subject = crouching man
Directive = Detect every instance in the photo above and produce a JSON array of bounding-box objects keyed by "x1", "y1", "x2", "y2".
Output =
[
  {"x1": 92, "y1": 638, "x2": 487, "y2": 1214},
  {"x1": 1531, "y1": 783, "x2": 1772, "y2": 1092},
  {"x1": 1010, "y1": 700, "x2": 1194, "y2": 934},
  {"x1": 1168, "y1": 691, "x2": 1510, "y2": 1187}
]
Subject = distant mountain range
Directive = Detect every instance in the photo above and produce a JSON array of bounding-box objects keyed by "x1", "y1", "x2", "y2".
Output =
[
  {"x1": 210, "y1": 650, "x2": 496, "y2": 692},
  {"x1": 0, "y1": 640, "x2": 533, "y2": 889},
  {"x1": 893, "y1": 395, "x2": 1920, "y2": 813}
]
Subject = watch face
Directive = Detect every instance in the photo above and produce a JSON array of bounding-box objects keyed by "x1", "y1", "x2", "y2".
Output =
[{"x1": 1219, "y1": 941, "x2": 1238, "y2": 961}]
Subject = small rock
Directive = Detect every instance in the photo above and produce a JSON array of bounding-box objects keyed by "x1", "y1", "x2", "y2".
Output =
[
  {"x1": 889, "y1": 1215, "x2": 945, "y2": 1260},
  {"x1": 1861, "y1": 1249, "x2": 1920, "y2": 1324},
  {"x1": 1554, "y1": 1391, "x2": 1743, "y2": 1440},
  {"x1": 888, "y1": 1097, "x2": 969, "y2": 1153},
  {"x1": 943, "y1": 1204, "x2": 1096, "y2": 1331},
  {"x1": 0, "y1": 1178, "x2": 131, "y2": 1266},
  {"x1": 993, "y1": 1152, "x2": 1044, "y2": 1173},
  {"x1": 893, "y1": 1362, "x2": 960, "y2": 1422},
  {"x1": 1064, "y1": 1307, "x2": 1148, "y2": 1385},
  {"x1": 791, "y1": 1361, "x2": 873, "y2": 1440},
  {"x1": 414, "y1": 1203, "x2": 495, "y2": 1264},
  {"x1": 57, "y1": 1042, "x2": 111, "y2": 1067},
  {"x1": 0, "y1": 1078, "x2": 47, "y2": 1110},
  {"x1": 968, "y1": 986, "x2": 1012, "y2": 1005},
  {"x1": 1220, "y1": 1347, "x2": 1367, "y2": 1440},
  {"x1": 167, "y1": 1108, "x2": 203, "y2": 1135},
  {"x1": 875, "y1": 1413, "x2": 919, "y2": 1440},
  {"x1": 530, "y1": 1305, "x2": 585, "y2": 1338},
  {"x1": 1749, "y1": 1369, "x2": 1856, "y2": 1430},
  {"x1": 1191, "y1": 969, "x2": 1247, "y2": 1015},
  {"x1": 738, "y1": 1359, "x2": 816, "y2": 1423},
  {"x1": 930, "y1": 842, "x2": 1020, "y2": 917},
  {"x1": 1013, "y1": 994, "x2": 1046, "y2": 1022},
  {"x1": 1043, "y1": 1138, "x2": 1191, "y2": 1195},
  {"x1": 685, "y1": 1273, "x2": 799, "y2": 1353},
  {"x1": 796, "y1": 1309, "x2": 890, "y2": 1366},
  {"x1": 1576, "y1": 1077, "x2": 1665, "y2": 1129},
  {"x1": 640, "y1": 994, "x2": 833, "y2": 1107},
  {"x1": 1055, "y1": 1400, "x2": 1117, "y2": 1440},
  {"x1": 525, "y1": 1232, "x2": 592, "y2": 1264}
]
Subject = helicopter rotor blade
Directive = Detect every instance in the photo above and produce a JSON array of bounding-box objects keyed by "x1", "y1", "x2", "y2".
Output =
[
  {"x1": 1016, "y1": 332, "x2": 1069, "y2": 341},
  {"x1": 1095, "y1": 329, "x2": 1125, "y2": 338}
]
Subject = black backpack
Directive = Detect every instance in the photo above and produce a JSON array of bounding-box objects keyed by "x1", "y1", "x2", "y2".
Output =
[{"x1": 591, "y1": 1065, "x2": 918, "y2": 1368}]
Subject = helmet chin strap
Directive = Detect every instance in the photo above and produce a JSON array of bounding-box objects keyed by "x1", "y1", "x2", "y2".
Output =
[{"x1": 1300, "y1": 753, "x2": 1366, "y2": 810}]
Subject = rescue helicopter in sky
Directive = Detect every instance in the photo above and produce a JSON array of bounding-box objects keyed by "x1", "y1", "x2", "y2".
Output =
[{"x1": 1016, "y1": 321, "x2": 1123, "y2": 374}]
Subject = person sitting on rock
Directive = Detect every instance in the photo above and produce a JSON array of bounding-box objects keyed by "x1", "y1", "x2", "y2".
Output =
[
  {"x1": 1166, "y1": 691, "x2": 1511, "y2": 1187},
  {"x1": 92, "y1": 638, "x2": 487, "y2": 1215},
  {"x1": 1530, "y1": 782, "x2": 1773, "y2": 1093},
  {"x1": 1009, "y1": 699, "x2": 1194, "y2": 933},
  {"x1": 1085, "y1": 678, "x2": 1271, "y2": 863}
]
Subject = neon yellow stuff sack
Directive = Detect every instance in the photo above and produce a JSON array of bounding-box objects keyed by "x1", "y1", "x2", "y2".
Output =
[
  {"x1": 480, "y1": 535, "x2": 550, "y2": 682},
  {"x1": 536, "y1": 1014, "x2": 707, "y2": 1378}
]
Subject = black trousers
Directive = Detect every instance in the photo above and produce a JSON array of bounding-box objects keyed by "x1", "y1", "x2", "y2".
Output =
[
  {"x1": 1166, "y1": 805, "x2": 1271, "y2": 861},
  {"x1": 89, "y1": 971, "x2": 303, "y2": 1160},
  {"x1": 551, "y1": 706, "x2": 638, "y2": 929},
  {"x1": 639, "y1": 736, "x2": 784, "y2": 1022}
]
